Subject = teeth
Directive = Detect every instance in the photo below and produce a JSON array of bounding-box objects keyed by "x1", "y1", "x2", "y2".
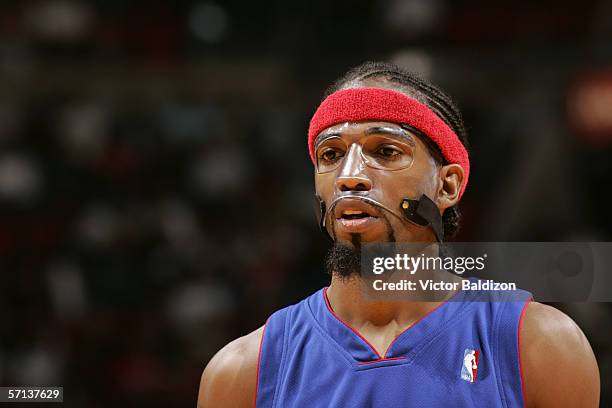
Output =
[{"x1": 344, "y1": 210, "x2": 364, "y2": 215}]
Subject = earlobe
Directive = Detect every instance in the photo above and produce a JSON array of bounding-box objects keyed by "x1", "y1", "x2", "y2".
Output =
[{"x1": 437, "y1": 164, "x2": 464, "y2": 210}]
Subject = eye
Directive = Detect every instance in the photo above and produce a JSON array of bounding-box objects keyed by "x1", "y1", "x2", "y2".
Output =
[
  {"x1": 319, "y1": 148, "x2": 344, "y2": 163},
  {"x1": 374, "y1": 145, "x2": 402, "y2": 159}
]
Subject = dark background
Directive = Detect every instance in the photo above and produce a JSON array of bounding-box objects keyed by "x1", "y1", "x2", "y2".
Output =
[{"x1": 0, "y1": 0, "x2": 611, "y2": 406}]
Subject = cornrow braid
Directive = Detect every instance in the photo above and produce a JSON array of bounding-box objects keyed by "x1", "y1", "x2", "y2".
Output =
[{"x1": 324, "y1": 61, "x2": 469, "y2": 240}]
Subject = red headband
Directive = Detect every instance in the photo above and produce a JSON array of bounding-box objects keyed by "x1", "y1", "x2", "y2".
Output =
[{"x1": 308, "y1": 87, "x2": 470, "y2": 198}]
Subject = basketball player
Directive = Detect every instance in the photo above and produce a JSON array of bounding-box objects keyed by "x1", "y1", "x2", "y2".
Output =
[{"x1": 197, "y1": 62, "x2": 600, "y2": 407}]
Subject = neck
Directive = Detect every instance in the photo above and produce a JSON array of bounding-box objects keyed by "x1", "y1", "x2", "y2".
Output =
[
  {"x1": 327, "y1": 275, "x2": 444, "y2": 328},
  {"x1": 326, "y1": 242, "x2": 461, "y2": 329}
]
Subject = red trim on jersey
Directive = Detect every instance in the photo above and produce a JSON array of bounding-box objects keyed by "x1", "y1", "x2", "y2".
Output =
[
  {"x1": 254, "y1": 320, "x2": 269, "y2": 408},
  {"x1": 518, "y1": 298, "x2": 533, "y2": 408},
  {"x1": 357, "y1": 356, "x2": 407, "y2": 365},
  {"x1": 381, "y1": 287, "x2": 463, "y2": 358},
  {"x1": 323, "y1": 286, "x2": 462, "y2": 362},
  {"x1": 323, "y1": 287, "x2": 384, "y2": 359}
]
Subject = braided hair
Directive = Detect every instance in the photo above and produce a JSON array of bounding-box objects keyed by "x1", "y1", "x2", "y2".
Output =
[{"x1": 324, "y1": 61, "x2": 469, "y2": 240}]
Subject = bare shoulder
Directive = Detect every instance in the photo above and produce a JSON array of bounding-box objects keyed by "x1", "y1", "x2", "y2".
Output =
[
  {"x1": 197, "y1": 325, "x2": 265, "y2": 408},
  {"x1": 520, "y1": 302, "x2": 600, "y2": 408}
]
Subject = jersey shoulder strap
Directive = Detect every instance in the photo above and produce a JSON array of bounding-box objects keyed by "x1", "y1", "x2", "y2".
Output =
[
  {"x1": 492, "y1": 291, "x2": 532, "y2": 408},
  {"x1": 256, "y1": 291, "x2": 315, "y2": 407}
]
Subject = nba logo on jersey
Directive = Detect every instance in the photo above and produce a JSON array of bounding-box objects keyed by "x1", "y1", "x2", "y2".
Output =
[{"x1": 461, "y1": 349, "x2": 480, "y2": 383}]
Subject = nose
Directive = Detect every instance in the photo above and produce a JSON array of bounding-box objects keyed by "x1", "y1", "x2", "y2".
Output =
[{"x1": 335, "y1": 143, "x2": 372, "y2": 192}]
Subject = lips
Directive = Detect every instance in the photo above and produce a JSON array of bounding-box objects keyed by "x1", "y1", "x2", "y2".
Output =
[{"x1": 333, "y1": 198, "x2": 381, "y2": 233}]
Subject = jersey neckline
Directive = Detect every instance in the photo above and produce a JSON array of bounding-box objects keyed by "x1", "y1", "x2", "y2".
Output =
[{"x1": 307, "y1": 283, "x2": 471, "y2": 365}]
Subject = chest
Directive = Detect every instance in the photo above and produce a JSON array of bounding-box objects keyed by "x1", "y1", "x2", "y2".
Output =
[{"x1": 271, "y1": 329, "x2": 502, "y2": 408}]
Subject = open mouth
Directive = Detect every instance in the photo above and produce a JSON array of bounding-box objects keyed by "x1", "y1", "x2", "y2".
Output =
[
  {"x1": 334, "y1": 204, "x2": 380, "y2": 232},
  {"x1": 339, "y1": 209, "x2": 375, "y2": 220}
]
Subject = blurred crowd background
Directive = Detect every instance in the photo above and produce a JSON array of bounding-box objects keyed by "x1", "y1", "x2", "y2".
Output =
[{"x1": 0, "y1": 0, "x2": 611, "y2": 406}]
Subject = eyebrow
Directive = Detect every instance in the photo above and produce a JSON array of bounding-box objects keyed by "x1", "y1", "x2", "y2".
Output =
[
  {"x1": 314, "y1": 126, "x2": 417, "y2": 147},
  {"x1": 365, "y1": 126, "x2": 416, "y2": 146}
]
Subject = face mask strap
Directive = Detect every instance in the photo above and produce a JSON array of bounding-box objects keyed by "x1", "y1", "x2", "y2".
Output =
[
  {"x1": 399, "y1": 194, "x2": 444, "y2": 243},
  {"x1": 315, "y1": 194, "x2": 333, "y2": 242},
  {"x1": 314, "y1": 193, "x2": 444, "y2": 243}
]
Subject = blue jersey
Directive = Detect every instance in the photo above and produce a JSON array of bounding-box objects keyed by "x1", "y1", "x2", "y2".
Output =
[{"x1": 255, "y1": 284, "x2": 532, "y2": 408}]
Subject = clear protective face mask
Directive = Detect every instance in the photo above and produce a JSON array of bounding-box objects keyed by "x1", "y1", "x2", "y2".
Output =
[{"x1": 314, "y1": 126, "x2": 416, "y2": 174}]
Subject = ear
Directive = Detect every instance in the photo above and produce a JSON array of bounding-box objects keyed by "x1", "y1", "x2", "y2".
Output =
[{"x1": 436, "y1": 163, "x2": 464, "y2": 211}]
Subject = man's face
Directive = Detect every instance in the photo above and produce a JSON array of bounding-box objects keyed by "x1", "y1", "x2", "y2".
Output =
[{"x1": 314, "y1": 120, "x2": 441, "y2": 246}]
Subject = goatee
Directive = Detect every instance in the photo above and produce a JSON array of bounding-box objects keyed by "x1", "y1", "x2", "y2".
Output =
[{"x1": 324, "y1": 235, "x2": 362, "y2": 279}]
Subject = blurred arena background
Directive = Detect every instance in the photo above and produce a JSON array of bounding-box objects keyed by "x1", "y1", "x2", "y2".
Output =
[{"x1": 0, "y1": 0, "x2": 611, "y2": 406}]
